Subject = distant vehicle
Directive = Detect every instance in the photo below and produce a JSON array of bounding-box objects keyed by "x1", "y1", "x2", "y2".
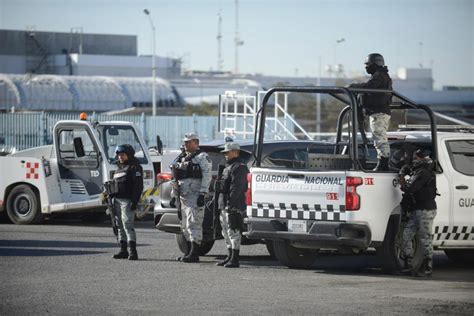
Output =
[
  {"x1": 154, "y1": 139, "x2": 341, "y2": 256},
  {"x1": 0, "y1": 118, "x2": 155, "y2": 224}
]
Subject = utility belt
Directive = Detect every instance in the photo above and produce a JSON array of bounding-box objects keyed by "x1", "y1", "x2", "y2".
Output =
[{"x1": 104, "y1": 180, "x2": 119, "y2": 196}]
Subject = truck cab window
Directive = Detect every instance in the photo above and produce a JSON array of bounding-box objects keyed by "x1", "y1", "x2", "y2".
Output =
[{"x1": 447, "y1": 140, "x2": 474, "y2": 176}]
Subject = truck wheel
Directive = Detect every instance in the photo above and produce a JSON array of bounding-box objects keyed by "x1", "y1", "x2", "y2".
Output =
[
  {"x1": 377, "y1": 215, "x2": 423, "y2": 273},
  {"x1": 6, "y1": 185, "x2": 43, "y2": 225},
  {"x1": 272, "y1": 240, "x2": 318, "y2": 269},
  {"x1": 265, "y1": 241, "x2": 276, "y2": 258},
  {"x1": 444, "y1": 250, "x2": 474, "y2": 265},
  {"x1": 175, "y1": 233, "x2": 215, "y2": 256}
]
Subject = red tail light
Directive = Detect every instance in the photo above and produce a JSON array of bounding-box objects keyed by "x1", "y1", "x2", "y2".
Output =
[
  {"x1": 246, "y1": 173, "x2": 252, "y2": 206},
  {"x1": 346, "y1": 176, "x2": 363, "y2": 211},
  {"x1": 156, "y1": 172, "x2": 173, "y2": 186}
]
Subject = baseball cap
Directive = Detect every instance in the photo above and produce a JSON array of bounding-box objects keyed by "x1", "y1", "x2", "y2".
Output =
[
  {"x1": 183, "y1": 132, "x2": 199, "y2": 142},
  {"x1": 221, "y1": 142, "x2": 240, "y2": 153}
]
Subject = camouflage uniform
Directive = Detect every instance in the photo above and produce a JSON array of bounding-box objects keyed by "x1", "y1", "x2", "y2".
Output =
[
  {"x1": 177, "y1": 152, "x2": 212, "y2": 245},
  {"x1": 401, "y1": 209, "x2": 437, "y2": 267},
  {"x1": 216, "y1": 142, "x2": 249, "y2": 268},
  {"x1": 399, "y1": 154, "x2": 437, "y2": 276},
  {"x1": 219, "y1": 210, "x2": 242, "y2": 250},
  {"x1": 369, "y1": 113, "x2": 391, "y2": 158}
]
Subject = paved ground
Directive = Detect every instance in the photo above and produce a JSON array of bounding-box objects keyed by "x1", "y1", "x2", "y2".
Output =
[{"x1": 0, "y1": 218, "x2": 473, "y2": 315}]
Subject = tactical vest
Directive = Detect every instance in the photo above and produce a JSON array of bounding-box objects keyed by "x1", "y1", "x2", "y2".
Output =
[{"x1": 172, "y1": 151, "x2": 203, "y2": 180}]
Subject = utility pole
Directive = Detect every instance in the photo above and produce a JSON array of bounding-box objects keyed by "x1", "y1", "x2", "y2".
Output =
[
  {"x1": 216, "y1": 9, "x2": 223, "y2": 71},
  {"x1": 234, "y1": 0, "x2": 244, "y2": 74}
]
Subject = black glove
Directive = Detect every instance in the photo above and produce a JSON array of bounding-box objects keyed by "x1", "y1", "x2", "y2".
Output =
[
  {"x1": 197, "y1": 194, "x2": 205, "y2": 207},
  {"x1": 131, "y1": 202, "x2": 137, "y2": 211},
  {"x1": 170, "y1": 197, "x2": 176, "y2": 208}
]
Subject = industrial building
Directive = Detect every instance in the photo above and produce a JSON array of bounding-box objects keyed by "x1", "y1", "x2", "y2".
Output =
[{"x1": 0, "y1": 28, "x2": 473, "y2": 122}]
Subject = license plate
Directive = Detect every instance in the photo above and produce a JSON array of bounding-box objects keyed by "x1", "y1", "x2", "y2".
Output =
[{"x1": 288, "y1": 220, "x2": 307, "y2": 233}]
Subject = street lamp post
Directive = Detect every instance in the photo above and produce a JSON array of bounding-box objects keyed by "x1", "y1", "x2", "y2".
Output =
[{"x1": 144, "y1": 9, "x2": 157, "y2": 116}]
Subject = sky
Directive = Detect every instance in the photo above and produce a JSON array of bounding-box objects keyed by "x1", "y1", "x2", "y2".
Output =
[{"x1": 0, "y1": 0, "x2": 473, "y2": 88}]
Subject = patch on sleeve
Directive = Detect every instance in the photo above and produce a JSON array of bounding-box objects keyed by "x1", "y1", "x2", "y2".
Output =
[{"x1": 135, "y1": 171, "x2": 142, "y2": 177}]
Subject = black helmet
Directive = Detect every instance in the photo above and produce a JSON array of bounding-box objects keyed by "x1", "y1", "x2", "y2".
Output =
[
  {"x1": 365, "y1": 53, "x2": 385, "y2": 67},
  {"x1": 115, "y1": 144, "x2": 135, "y2": 157}
]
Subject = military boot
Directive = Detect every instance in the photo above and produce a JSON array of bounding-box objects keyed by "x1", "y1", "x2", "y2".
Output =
[
  {"x1": 216, "y1": 248, "x2": 232, "y2": 266},
  {"x1": 399, "y1": 256, "x2": 413, "y2": 275},
  {"x1": 182, "y1": 242, "x2": 200, "y2": 263},
  {"x1": 113, "y1": 241, "x2": 129, "y2": 259},
  {"x1": 224, "y1": 249, "x2": 240, "y2": 268},
  {"x1": 413, "y1": 258, "x2": 432, "y2": 277},
  {"x1": 128, "y1": 241, "x2": 138, "y2": 261},
  {"x1": 176, "y1": 244, "x2": 191, "y2": 262},
  {"x1": 373, "y1": 157, "x2": 389, "y2": 172}
]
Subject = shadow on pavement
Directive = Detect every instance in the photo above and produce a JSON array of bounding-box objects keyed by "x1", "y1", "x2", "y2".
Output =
[
  {"x1": 0, "y1": 239, "x2": 117, "y2": 249},
  {"x1": 0, "y1": 247, "x2": 105, "y2": 257}
]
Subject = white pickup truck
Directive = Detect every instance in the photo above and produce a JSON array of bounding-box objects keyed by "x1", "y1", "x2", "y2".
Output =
[
  {"x1": 245, "y1": 86, "x2": 474, "y2": 271},
  {"x1": 0, "y1": 119, "x2": 155, "y2": 224}
]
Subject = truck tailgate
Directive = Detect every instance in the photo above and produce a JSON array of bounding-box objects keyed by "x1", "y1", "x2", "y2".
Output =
[{"x1": 248, "y1": 168, "x2": 347, "y2": 222}]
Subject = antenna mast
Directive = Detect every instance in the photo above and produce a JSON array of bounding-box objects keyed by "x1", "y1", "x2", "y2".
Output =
[
  {"x1": 234, "y1": 0, "x2": 244, "y2": 74},
  {"x1": 217, "y1": 9, "x2": 223, "y2": 71}
]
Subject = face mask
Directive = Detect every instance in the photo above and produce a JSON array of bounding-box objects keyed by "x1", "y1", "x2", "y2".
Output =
[{"x1": 365, "y1": 63, "x2": 377, "y2": 75}]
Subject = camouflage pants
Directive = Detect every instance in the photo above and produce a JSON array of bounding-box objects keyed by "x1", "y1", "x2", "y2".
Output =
[
  {"x1": 369, "y1": 113, "x2": 391, "y2": 158},
  {"x1": 180, "y1": 194, "x2": 204, "y2": 244},
  {"x1": 220, "y1": 209, "x2": 241, "y2": 250},
  {"x1": 114, "y1": 198, "x2": 136, "y2": 242},
  {"x1": 401, "y1": 209, "x2": 437, "y2": 261}
]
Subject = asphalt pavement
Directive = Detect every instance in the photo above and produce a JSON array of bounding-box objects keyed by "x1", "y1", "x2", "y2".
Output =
[{"x1": 0, "y1": 218, "x2": 473, "y2": 315}]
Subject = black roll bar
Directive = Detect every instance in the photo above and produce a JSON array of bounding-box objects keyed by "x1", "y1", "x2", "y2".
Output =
[{"x1": 254, "y1": 86, "x2": 438, "y2": 168}]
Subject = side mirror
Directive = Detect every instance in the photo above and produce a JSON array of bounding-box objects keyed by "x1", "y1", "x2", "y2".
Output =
[
  {"x1": 156, "y1": 135, "x2": 163, "y2": 155},
  {"x1": 73, "y1": 137, "x2": 85, "y2": 157}
]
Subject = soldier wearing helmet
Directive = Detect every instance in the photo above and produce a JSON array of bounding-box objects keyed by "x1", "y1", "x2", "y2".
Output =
[
  {"x1": 349, "y1": 53, "x2": 393, "y2": 171},
  {"x1": 109, "y1": 144, "x2": 143, "y2": 260}
]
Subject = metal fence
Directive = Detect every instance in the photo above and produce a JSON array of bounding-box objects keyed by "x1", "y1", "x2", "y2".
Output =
[{"x1": 0, "y1": 112, "x2": 219, "y2": 151}]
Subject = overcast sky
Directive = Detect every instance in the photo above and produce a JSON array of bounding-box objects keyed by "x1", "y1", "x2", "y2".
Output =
[{"x1": 0, "y1": 0, "x2": 472, "y2": 88}]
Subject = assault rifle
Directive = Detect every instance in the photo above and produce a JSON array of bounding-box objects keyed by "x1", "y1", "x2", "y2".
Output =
[
  {"x1": 103, "y1": 181, "x2": 119, "y2": 243},
  {"x1": 213, "y1": 164, "x2": 225, "y2": 239}
]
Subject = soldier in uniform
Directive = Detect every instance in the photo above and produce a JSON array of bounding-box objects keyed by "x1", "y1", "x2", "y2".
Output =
[
  {"x1": 110, "y1": 144, "x2": 144, "y2": 261},
  {"x1": 171, "y1": 133, "x2": 212, "y2": 263},
  {"x1": 399, "y1": 149, "x2": 437, "y2": 277},
  {"x1": 216, "y1": 142, "x2": 249, "y2": 268},
  {"x1": 349, "y1": 53, "x2": 393, "y2": 171}
]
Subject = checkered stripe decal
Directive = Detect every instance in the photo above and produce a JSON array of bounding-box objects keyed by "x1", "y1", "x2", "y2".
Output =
[
  {"x1": 434, "y1": 226, "x2": 474, "y2": 241},
  {"x1": 248, "y1": 203, "x2": 346, "y2": 221}
]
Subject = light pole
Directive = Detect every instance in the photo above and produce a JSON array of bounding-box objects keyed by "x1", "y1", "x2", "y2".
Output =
[
  {"x1": 144, "y1": 9, "x2": 157, "y2": 116},
  {"x1": 333, "y1": 38, "x2": 345, "y2": 69}
]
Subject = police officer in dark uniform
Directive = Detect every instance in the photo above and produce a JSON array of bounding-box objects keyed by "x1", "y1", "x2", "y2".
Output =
[
  {"x1": 399, "y1": 149, "x2": 437, "y2": 277},
  {"x1": 349, "y1": 53, "x2": 393, "y2": 171},
  {"x1": 216, "y1": 142, "x2": 249, "y2": 268},
  {"x1": 110, "y1": 144, "x2": 144, "y2": 261}
]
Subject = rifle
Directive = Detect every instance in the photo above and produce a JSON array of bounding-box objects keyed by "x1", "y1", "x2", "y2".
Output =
[
  {"x1": 213, "y1": 164, "x2": 225, "y2": 239},
  {"x1": 170, "y1": 146, "x2": 186, "y2": 221},
  {"x1": 103, "y1": 181, "x2": 119, "y2": 243}
]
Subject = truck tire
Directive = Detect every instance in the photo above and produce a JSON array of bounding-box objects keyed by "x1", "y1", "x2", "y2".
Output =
[
  {"x1": 6, "y1": 185, "x2": 43, "y2": 225},
  {"x1": 377, "y1": 215, "x2": 423, "y2": 273},
  {"x1": 272, "y1": 240, "x2": 318, "y2": 269},
  {"x1": 175, "y1": 233, "x2": 215, "y2": 256},
  {"x1": 444, "y1": 250, "x2": 474, "y2": 265}
]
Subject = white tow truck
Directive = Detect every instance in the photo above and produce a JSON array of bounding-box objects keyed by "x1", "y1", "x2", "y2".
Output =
[
  {"x1": 245, "y1": 86, "x2": 474, "y2": 271},
  {"x1": 0, "y1": 118, "x2": 155, "y2": 224}
]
